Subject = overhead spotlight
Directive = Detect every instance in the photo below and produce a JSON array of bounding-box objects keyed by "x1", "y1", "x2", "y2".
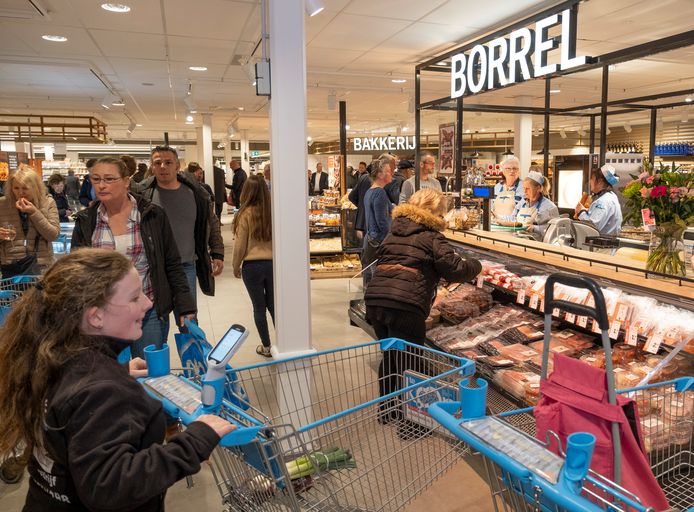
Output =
[
  {"x1": 217, "y1": 142, "x2": 226, "y2": 149},
  {"x1": 624, "y1": 121, "x2": 632, "y2": 133},
  {"x1": 685, "y1": 96, "x2": 693, "y2": 103},
  {"x1": 307, "y1": 136, "x2": 312, "y2": 142},
  {"x1": 305, "y1": 0, "x2": 325, "y2": 17},
  {"x1": 559, "y1": 129, "x2": 567, "y2": 139},
  {"x1": 126, "y1": 121, "x2": 136, "y2": 134},
  {"x1": 186, "y1": 114, "x2": 194, "y2": 122},
  {"x1": 184, "y1": 95, "x2": 197, "y2": 112},
  {"x1": 100, "y1": 92, "x2": 118, "y2": 109},
  {"x1": 227, "y1": 124, "x2": 236, "y2": 138},
  {"x1": 327, "y1": 90, "x2": 336, "y2": 111},
  {"x1": 111, "y1": 98, "x2": 125, "y2": 106}
]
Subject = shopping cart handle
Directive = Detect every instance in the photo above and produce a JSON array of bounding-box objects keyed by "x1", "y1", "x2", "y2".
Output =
[
  {"x1": 218, "y1": 426, "x2": 263, "y2": 447},
  {"x1": 545, "y1": 273, "x2": 609, "y2": 330}
]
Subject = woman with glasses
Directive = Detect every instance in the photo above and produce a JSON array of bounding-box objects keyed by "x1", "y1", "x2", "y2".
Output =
[
  {"x1": 72, "y1": 156, "x2": 195, "y2": 358},
  {"x1": 491, "y1": 156, "x2": 524, "y2": 223},
  {"x1": 0, "y1": 164, "x2": 60, "y2": 277}
]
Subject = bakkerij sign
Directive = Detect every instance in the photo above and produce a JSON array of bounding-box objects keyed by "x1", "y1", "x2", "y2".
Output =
[
  {"x1": 450, "y1": 8, "x2": 590, "y2": 98},
  {"x1": 352, "y1": 136, "x2": 416, "y2": 152}
]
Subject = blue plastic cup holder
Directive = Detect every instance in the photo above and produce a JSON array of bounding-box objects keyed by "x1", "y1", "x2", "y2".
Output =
[
  {"x1": 460, "y1": 377, "x2": 488, "y2": 420},
  {"x1": 144, "y1": 343, "x2": 170, "y2": 378},
  {"x1": 564, "y1": 431, "x2": 596, "y2": 483}
]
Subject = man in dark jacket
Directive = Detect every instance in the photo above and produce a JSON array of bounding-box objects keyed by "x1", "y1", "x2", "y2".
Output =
[
  {"x1": 225, "y1": 159, "x2": 246, "y2": 207},
  {"x1": 384, "y1": 159, "x2": 414, "y2": 204},
  {"x1": 78, "y1": 158, "x2": 97, "y2": 207},
  {"x1": 213, "y1": 165, "x2": 227, "y2": 219},
  {"x1": 347, "y1": 169, "x2": 371, "y2": 242},
  {"x1": 133, "y1": 146, "x2": 224, "y2": 315},
  {"x1": 309, "y1": 163, "x2": 329, "y2": 195},
  {"x1": 72, "y1": 194, "x2": 196, "y2": 355}
]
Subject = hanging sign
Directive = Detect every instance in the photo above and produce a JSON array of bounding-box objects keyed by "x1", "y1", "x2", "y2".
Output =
[
  {"x1": 438, "y1": 123, "x2": 455, "y2": 176},
  {"x1": 450, "y1": 8, "x2": 590, "y2": 99},
  {"x1": 352, "y1": 136, "x2": 416, "y2": 152}
]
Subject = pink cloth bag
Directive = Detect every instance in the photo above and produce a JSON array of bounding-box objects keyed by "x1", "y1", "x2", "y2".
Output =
[{"x1": 534, "y1": 354, "x2": 669, "y2": 511}]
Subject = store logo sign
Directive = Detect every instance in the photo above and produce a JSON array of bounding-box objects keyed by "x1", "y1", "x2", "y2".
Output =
[
  {"x1": 450, "y1": 8, "x2": 590, "y2": 99},
  {"x1": 352, "y1": 136, "x2": 416, "y2": 152}
]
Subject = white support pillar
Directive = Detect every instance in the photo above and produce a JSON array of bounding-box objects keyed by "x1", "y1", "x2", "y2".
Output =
[
  {"x1": 268, "y1": 0, "x2": 314, "y2": 433},
  {"x1": 199, "y1": 114, "x2": 214, "y2": 185},
  {"x1": 514, "y1": 96, "x2": 534, "y2": 177},
  {"x1": 240, "y1": 130, "x2": 250, "y2": 171},
  {"x1": 223, "y1": 142, "x2": 232, "y2": 172}
]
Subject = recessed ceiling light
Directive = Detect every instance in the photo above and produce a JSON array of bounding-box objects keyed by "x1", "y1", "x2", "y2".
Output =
[
  {"x1": 391, "y1": 79, "x2": 407, "y2": 83},
  {"x1": 465, "y1": 129, "x2": 471, "y2": 134},
  {"x1": 345, "y1": 124, "x2": 350, "y2": 129},
  {"x1": 186, "y1": 114, "x2": 194, "y2": 122},
  {"x1": 42, "y1": 35, "x2": 68, "y2": 42},
  {"x1": 135, "y1": 123, "x2": 143, "y2": 127},
  {"x1": 307, "y1": 136, "x2": 312, "y2": 142},
  {"x1": 608, "y1": 64, "x2": 617, "y2": 71},
  {"x1": 101, "y1": 3, "x2": 131, "y2": 13},
  {"x1": 402, "y1": 127, "x2": 409, "y2": 132},
  {"x1": 189, "y1": 66, "x2": 207, "y2": 71},
  {"x1": 237, "y1": 107, "x2": 245, "y2": 111},
  {"x1": 550, "y1": 89, "x2": 561, "y2": 94},
  {"x1": 436, "y1": 61, "x2": 447, "y2": 66},
  {"x1": 252, "y1": 81, "x2": 257, "y2": 86},
  {"x1": 686, "y1": 97, "x2": 693, "y2": 103}
]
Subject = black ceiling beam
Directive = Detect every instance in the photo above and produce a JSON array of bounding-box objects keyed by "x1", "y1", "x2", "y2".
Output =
[{"x1": 554, "y1": 88, "x2": 694, "y2": 112}]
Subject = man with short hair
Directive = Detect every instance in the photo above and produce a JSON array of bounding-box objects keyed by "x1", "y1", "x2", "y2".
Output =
[
  {"x1": 225, "y1": 160, "x2": 247, "y2": 207},
  {"x1": 309, "y1": 162, "x2": 329, "y2": 195},
  {"x1": 385, "y1": 159, "x2": 414, "y2": 204},
  {"x1": 79, "y1": 158, "x2": 98, "y2": 207},
  {"x1": 135, "y1": 146, "x2": 224, "y2": 326},
  {"x1": 399, "y1": 153, "x2": 441, "y2": 204}
]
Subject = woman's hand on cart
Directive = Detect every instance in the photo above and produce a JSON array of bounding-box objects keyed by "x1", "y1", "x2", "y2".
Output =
[
  {"x1": 197, "y1": 414, "x2": 236, "y2": 438},
  {"x1": 128, "y1": 357, "x2": 148, "y2": 378}
]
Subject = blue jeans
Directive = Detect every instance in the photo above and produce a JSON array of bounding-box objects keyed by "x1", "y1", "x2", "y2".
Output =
[
  {"x1": 131, "y1": 307, "x2": 169, "y2": 359},
  {"x1": 241, "y1": 260, "x2": 275, "y2": 348},
  {"x1": 174, "y1": 261, "x2": 197, "y2": 332}
]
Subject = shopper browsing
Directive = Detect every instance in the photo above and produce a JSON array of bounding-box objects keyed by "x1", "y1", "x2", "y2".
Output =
[
  {"x1": 365, "y1": 189, "x2": 482, "y2": 423},
  {"x1": 511, "y1": 171, "x2": 559, "y2": 241},
  {"x1": 492, "y1": 156, "x2": 523, "y2": 222},
  {"x1": 361, "y1": 156, "x2": 394, "y2": 284},
  {"x1": 575, "y1": 164, "x2": 623, "y2": 236},
  {"x1": 226, "y1": 159, "x2": 247, "y2": 207},
  {"x1": 0, "y1": 165, "x2": 60, "y2": 277},
  {"x1": 47, "y1": 173, "x2": 73, "y2": 222},
  {"x1": 309, "y1": 162, "x2": 329, "y2": 195},
  {"x1": 72, "y1": 156, "x2": 196, "y2": 358},
  {"x1": 231, "y1": 174, "x2": 274, "y2": 358},
  {"x1": 347, "y1": 161, "x2": 371, "y2": 243},
  {"x1": 136, "y1": 146, "x2": 225, "y2": 325},
  {"x1": 0, "y1": 249, "x2": 234, "y2": 512},
  {"x1": 398, "y1": 153, "x2": 442, "y2": 204},
  {"x1": 384, "y1": 159, "x2": 414, "y2": 204}
]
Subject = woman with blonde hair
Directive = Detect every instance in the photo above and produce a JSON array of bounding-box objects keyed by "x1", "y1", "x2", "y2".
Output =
[
  {"x1": 365, "y1": 188, "x2": 482, "y2": 426},
  {"x1": 232, "y1": 174, "x2": 274, "y2": 357},
  {"x1": 0, "y1": 165, "x2": 59, "y2": 276}
]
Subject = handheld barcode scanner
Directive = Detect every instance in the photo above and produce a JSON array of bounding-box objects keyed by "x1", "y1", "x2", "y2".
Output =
[{"x1": 201, "y1": 324, "x2": 249, "y2": 411}]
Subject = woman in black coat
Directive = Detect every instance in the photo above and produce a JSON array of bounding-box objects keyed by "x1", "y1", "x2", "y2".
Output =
[{"x1": 364, "y1": 189, "x2": 482, "y2": 424}]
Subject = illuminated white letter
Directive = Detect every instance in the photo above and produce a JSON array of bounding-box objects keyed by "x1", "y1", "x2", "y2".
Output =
[
  {"x1": 560, "y1": 9, "x2": 588, "y2": 70},
  {"x1": 534, "y1": 14, "x2": 559, "y2": 77},
  {"x1": 487, "y1": 37, "x2": 509, "y2": 89},
  {"x1": 467, "y1": 45, "x2": 487, "y2": 94},
  {"x1": 508, "y1": 28, "x2": 533, "y2": 83},
  {"x1": 451, "y1": 53, "x2": 466, "y2": 98},
  {"x1": 354, "y1": 138, "x2": 362, "y2": 151}
]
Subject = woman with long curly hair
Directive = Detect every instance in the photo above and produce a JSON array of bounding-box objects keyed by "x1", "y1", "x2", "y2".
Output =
[
  {"x1": 0, "y1": 248, "x2": 233, "y2": 511},
  {"x1": 231, "y1": 173, "x2": 274, "y2": 357}
]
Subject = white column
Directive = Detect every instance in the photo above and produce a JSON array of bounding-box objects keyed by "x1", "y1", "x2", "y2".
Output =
[
  {"x1": 223, "y1": 142, "x2": 232, "y2": 171},
  {"x1": 514, "y1": 96, "x2": 534, "y2": 178},
  {"x1": 199, "y1": 114, "x2": 214, "y2": 184},
  {"x1": 269, "y1": 0, "x2": 312, "y2": 355},
  {"x1": 240, "y1": 130, "x2": 250, "y2": 171}
]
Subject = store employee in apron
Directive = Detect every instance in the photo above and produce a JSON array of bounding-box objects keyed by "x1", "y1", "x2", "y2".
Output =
[
  {"x1": 513, "y1": 171, "x2": 559, "y2": 241},
  {"x1": 491, "y1": 156, "x2": 523, "y2": 223},
  {"x1": 575, "y1": 164, "x2": 622, "y2": 236}
]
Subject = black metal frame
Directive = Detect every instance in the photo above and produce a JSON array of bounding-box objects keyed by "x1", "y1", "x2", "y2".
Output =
[{"x1": 414, "y1": 0, "x2": 694, "y2": 192}]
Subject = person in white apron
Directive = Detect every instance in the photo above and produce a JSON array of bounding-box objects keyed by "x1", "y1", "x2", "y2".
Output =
[
  {"x1": 575, "y1": 164, "x2": 622, "y2": 236},
  {"x1": 492, "y1": 156, "x2": 523, "y2": 223},
  {"x1": 512, "y1": 171, "x2": 559, "y2": 241}
]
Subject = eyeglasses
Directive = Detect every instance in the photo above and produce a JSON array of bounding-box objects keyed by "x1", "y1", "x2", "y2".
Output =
[{"x1": 90, "y1": 175, "x2": 122, "y2": 185}]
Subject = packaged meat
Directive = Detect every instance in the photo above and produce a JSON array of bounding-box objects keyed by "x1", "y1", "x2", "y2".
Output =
[
  {"x1": 498, "y1": 343, "x2": 540, "y2": 363},
  {"x1": 662, "y1": 393, "x2": 694, "y2": 422},
  {"x1": 482, "y1": 355, "x2": 516, "y2": 368},
  {"x1": 612, "y1": 344, "x2": 639, "y2": 366},
  {"x1": 550, "y1": 329, "x2": 595, "y2": 351},
  {"x1": 613, "y1": 368, "x2": 640, "y2": 389},
  {"x1": 499, "y1": 323, "x2": 544, "y2": 344},
  {"x1": 579, "y1": 353, "x2": 605, "y2": 369},
  {"x1": 494, "y1": 369, "x2": 537, "y2": 399},
  {"x1": 529, "y1": 340, "x2": 575, "y2": 357}
]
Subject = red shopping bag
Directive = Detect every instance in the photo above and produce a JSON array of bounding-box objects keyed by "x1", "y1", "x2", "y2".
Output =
[{"x1": 534, "y1": 354, "x2": 669, "y2": 511}]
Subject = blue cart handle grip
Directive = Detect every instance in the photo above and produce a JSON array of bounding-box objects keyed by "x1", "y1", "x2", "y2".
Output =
[{"x1": 218, "y1": 426, "x2": 263, "y2": 447}]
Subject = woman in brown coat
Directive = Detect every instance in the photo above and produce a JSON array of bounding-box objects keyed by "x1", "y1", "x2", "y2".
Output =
[{"x1": 0, "y1": 165, "x2": 60, "y2": 275}]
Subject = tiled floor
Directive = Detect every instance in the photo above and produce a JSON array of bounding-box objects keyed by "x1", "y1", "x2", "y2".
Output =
[{"x1": 0, "y1": 212, "x2": 493, "y2": 511}]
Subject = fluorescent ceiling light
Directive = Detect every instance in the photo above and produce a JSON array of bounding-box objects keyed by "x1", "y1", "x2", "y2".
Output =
[
  {"x1": 101, "y1": 93, "x2": 118, "y2": 109},
  {"x1": 42, "y1": 35, "x2": 68, "y2": 42},
  {"x1": 549, "y1": 89, "x2": 561, "y2": 94},
  {"x1": 305, "y1": 0, "x2": 325, "y2": 17},
  {"x1": 101, "y1": 3, "x2": 131, "y2": 13},
  {"x1": 391, "y1": 79, "x2": 407, "y2": 84},
  {"x1": 135, "y1": 123, "x2": 143, "y2": 127},
  {"x1": 111, "y1": 98, "x2": 125, "y2": 106},
  {"x1": 237, "y1": 107, "x2": 245, "y2": 111},
  {"x1": 686, "y1": 97, "x2": 693, "y2": 103},
  {"x1": 464, "y1": 129, "x2": 471, "y2": 134},
  {"x1": 189, "y1": 66, "x2": 208, "y2": 71}
]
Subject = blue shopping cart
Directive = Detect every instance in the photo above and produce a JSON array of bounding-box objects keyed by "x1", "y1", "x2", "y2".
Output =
[{"x1": 430, "y1": 273, "x2": 693, "y2": 512}]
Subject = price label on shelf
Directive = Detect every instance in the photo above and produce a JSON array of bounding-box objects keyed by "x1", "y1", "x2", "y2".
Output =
[
  {"x1": 608, "y1": 321, "x2": 621, "y2": 340},
  {"x1": 616, "y1": 304, "x2": 629, "y2": 323},
  {"x1": 576, "y1": 316, "x2": 588, "y2": 328},
  {"x1": 644, "y1": 330, "x2": 665, "y2": 354},
  {"x1": 626, "y1": 327, "x2": 639, "y2": 346},
  {"x1": 539, "y1": 299, "x2": 545, "y2": 313},
  {"x1": 552, "y1": 307, "x2": 560, "y2": 318},
  {"x1": 476, "y1": 275, "x2": 484, "y2": 289},
  {"x1": 529, "y1": 294, "x2": 539, "y2": 310},
  {"x1": 565, "y1": 312, "x2": 576, "y2": 324},
  {"x1": 516, "y1": 289, "x2": 526, "y2": 304}
]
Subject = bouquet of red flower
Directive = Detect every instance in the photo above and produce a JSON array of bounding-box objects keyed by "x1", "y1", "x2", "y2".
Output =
[{"x1": 622, "y1": 161, "x2": 693, "y2": 275}]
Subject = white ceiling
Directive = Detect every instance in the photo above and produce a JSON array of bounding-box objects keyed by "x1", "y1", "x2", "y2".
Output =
[{"x1": 0, "y1": 0, "x2": 692, "y2": 144}]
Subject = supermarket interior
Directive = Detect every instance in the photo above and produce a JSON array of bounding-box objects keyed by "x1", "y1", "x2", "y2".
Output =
[{"x1": 0, "y1": 0, "x2": 693, "y2": 511}]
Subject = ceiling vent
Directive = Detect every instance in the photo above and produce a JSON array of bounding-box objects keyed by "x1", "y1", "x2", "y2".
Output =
[{"x1": 0, "y1": 0, "x2": 50, "y2": 20}]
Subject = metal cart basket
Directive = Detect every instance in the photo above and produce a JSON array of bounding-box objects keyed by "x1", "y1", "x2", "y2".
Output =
[
  {"x1": 429, "y1": 273, "x2": 693, "y2": 512},
  {"x1": 205, "y1": 339, "x2": 475, "y2": 511}
]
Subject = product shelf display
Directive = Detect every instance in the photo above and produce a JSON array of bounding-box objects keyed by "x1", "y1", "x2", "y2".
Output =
[{"x1": 41, "y1": 160, "x2": 88, "y2": 180}]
